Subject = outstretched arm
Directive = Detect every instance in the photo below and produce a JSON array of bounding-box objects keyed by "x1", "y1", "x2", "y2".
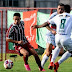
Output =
[{"x1": 31, "y1": 22, "x2": 48, "y2": 30}]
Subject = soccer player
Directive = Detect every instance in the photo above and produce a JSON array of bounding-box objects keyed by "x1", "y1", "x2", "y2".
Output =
[
  {"x1": 6, "y1": 13, "x2": 45, "y2": 71},
  {"x1": 31, "y1": 3, "x2": 65, "y2": 68},
  {"x1": 47, "y1": 4, "x2": 72, "y2": 72}
]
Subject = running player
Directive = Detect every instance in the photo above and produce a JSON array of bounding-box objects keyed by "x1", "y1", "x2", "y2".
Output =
[
  {"x1": 47, "y1": 4, "x2": 72, "y2": 72},
  {"x1": 31, "y1": 3, "x2": 65, "y2": 68},
  {"x1": 6, "y1": 13, "x2": 45, "y2": 71}
]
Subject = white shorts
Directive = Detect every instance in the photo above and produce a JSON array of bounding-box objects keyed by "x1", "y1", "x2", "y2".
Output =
[
  {"x1": 55, "y1": 34, "x2": 72, "y2": 52},
  {"x1": 45, "y1": 33, "x2": 56, "y2": 46}
]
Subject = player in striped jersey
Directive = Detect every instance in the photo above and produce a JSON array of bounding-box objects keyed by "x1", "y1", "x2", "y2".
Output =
[
  {"x1": 6, "y1": 13, "x2": 45, "y2": 71},
  {"x1": 48, "y1": 4, "x2": 72, "y2": 72},
  {"x1": 31, "y1": 3, "x2": 65, "y2": 68}
]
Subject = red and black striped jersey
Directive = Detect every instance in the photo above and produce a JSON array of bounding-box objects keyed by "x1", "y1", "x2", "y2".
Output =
[{"x1": 6, "y1": 21, "x2": 28, "y2": 45}]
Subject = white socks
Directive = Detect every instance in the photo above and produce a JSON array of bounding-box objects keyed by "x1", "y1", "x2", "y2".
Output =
[
  {"x1": 51, "y1": 47, "x2": 60, "y2": 63},
  {"x1": 50, "y1": 46, "x2": 71, "y2": 66},
  {"x1": 58, "y1": 51, "x2": 71, "y2": 64},
  {"x1": 41, "y1": 54, "x2": 49, "y2": 68}
]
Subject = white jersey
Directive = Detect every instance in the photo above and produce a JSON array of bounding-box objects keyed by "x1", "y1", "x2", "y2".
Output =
[
  {"x1": 46, "y1": 12, "x2": 57, "y2": 35},
  {"x1": 48, "y1": 13, "x2": 72, "y2": 51},
  {"x1": 45, "y1": 12, "x2": 57, "y2": 46},
  {"x1": 48, "y1": 13, "x2": 72, "y2": 37},
  {"x1": 48, "y1": 12, "x2": 57, "y2": 20}
]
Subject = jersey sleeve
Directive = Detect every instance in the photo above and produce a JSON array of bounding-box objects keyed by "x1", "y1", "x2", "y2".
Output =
[
  {"x1": 47, "y1": 12, "x2": 57, "y2": 25},
  {"x1": 6, "y1": 25, "x2": 14, "y2": 39},
  {"x1": 47, "y1": 17, "x2": 55, "y2": 25},
  {"x1": 48, "y1": 12, "x2": 57, "y2": 20}
]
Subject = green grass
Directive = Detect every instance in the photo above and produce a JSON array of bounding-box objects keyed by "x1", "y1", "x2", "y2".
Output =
[{"x1": 0, "y1": 54, "x2": 72, "y2": 72}]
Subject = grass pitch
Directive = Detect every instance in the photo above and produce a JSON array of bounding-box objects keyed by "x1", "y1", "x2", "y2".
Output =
[{"x1": 0, "y1": 54, "x2": 72, "y2": 72}]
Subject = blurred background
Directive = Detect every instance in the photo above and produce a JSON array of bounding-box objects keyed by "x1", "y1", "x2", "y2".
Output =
[
  {"x1": 0, "y1": 0, "x2": 72, "y2": 13},
  {"x1": 0, "y1": 0, "x2": 72, "y2": 8}
]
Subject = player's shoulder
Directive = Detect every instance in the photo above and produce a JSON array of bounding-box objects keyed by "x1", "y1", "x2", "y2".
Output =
[
  {"x1": 69, "y1": 13, "x2": 72, "y2": 17},
  {"x1": 20, "y1": 21, "x2": 24, "y2": 25},
  {"x1": 63, "y1": 13, "x2": 70, "y2": 15},
  {"x1": 7, "y1": 24, "x2": 14, "y2": 32},
  {"x1": 58, "y1": 13, "x2": 70, "y2": 17},
  {"x1": 49, "y1": 12, "x2": 57, "y2": 19},
  {"x1": 51, "y1": 12, "x2": 57, "y2": 15},
  {"x1": 70, "y1": 14, "x2": 72, "y2": 19},
  {"x1": 8, "y1": 23, "x2": 13, "y2": 29},
  {"x1": 20, "y1": 21, "x2": 24, "y2": 24},
  {"x1": 63, "y1": 13, "x2": 72, "y2": 18}
]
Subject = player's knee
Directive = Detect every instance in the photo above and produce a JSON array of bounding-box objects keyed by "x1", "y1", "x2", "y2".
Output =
[
  {"x1": 59, "y1": 49, "x2": 64, "y2": 56},
  {"x1": 46, "y1": 51, "x2": 51, "y2": 56},
  {"x1": 33, "y1": 52, "x2": 38, "y2": 56},
  {"x1": 23, "y1": 52, "x2": 29, "y2": 57}
]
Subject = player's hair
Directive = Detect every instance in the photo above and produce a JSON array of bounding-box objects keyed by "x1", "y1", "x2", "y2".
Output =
[
  {"x1": 64, "y1": 4, "x2": 71, "y2": 13},
  {"x1": 13, "y1": 13, "x2": 21, "y2": 17},
  {"x1": 58, "y1": 3, "x2": 65, "y2": 6}
]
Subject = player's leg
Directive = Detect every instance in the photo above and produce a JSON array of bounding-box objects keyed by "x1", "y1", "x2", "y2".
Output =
[
  {"x1": 54, "y1": 36, "x2": 72, "y2": 72},
  {"x1": 15, "y1": 45, "x2": 31, "y2": 71},
  {"x1": 15, "y1": 45, "x2": 29, "y2": 65},
  {"x1": 41, "y1": 43, "x2": 53, "y2": 68},
  {"x1": 20, "y1": 48, "x2": 29, "y2": 64},
  {"x1": 58, "y1": 51, "x2": 71, "y2": 64},
  {"x1": 54, "y1": 51, "x2": 71, "y2": 72},
  {"x1": 26, "y1": 43, "x2": 45, "y2": 71},
  {"x1": 48, "y1": 46, "x2": 61, "y2": 69},
  {"x1": 59, "y1": 47, "x2": 64, "y2": 56},
  {"x1": 59, "y1": 37, "x2": 72, "y2": 64},
  {"x1": 41, "y1": 35, "x2": 55, "y2": 68},
  {"x1": 48, "y1": 34, "x2": 61, "y2": 69},
  {"x1": 20, "y1": 48, "x2": 31, "y2": 71},
  {"x1": 42, "y1": 49, "x2": 46, "y2": 59},
  {"x1": 30, "y1": 48, "x2": 45, "y2": 71}
]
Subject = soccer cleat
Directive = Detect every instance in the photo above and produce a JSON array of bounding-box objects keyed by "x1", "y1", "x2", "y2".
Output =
[
  {"x1": 50, "y1": 54, "x2": 52, "y2": 61},
  {"x1": 24, "y1": 64, "x2": 31, "y2": 71},
  {"x1": 39, "y1": 67, "x2": 45, "y2": 71},
  {"x1": 48, "y1": 62, "x2": 54, "y2": 70},
  {"x1": 54, "y1": 62, "x2": 59, "y2": 72}
]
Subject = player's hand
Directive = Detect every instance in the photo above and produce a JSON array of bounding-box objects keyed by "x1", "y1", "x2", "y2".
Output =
[
  {"x1": 31, "y1": 25, "x2": 38, "y2": 30},
  {"x1": 17, "y1": 40, "x2": 24, "y2": 45},
  {"x1": 51, "y1": 30, "x2": 56, "y2": 35}
]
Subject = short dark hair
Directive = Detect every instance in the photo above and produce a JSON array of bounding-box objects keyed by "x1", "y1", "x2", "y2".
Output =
[
  {"x1": 64, "y1": 4, "x2": 71, "y2": 13},
  {"x1": 58, "y1": 3, "x2": 65, "y2": 6},
  {"x1": 13, "y1": 13, "x2": 21, "y2": 17}
]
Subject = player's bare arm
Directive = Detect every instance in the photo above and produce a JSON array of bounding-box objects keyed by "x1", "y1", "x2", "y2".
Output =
[
  {"x1": 6, "y1": 38, "x2": 24, "y2": 45},
  {"x1": 31, "y1": 22, "x2": 48, "y2": 30},
  {"x1": 46, "y1": 25, "x2": 56, "y2": 35}
]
